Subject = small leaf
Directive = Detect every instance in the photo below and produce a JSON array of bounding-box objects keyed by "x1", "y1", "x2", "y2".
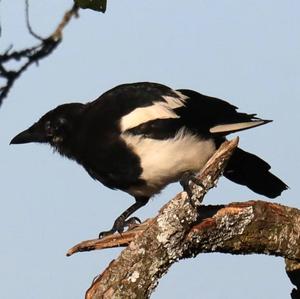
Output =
[{"x1": 75, "y1": 0, "x2": 107, "y2": 13}]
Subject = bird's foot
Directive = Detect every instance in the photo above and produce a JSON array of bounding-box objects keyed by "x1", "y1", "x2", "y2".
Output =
[
  {"x1": 180, "y1": 171, "x2": 206, "y2": 208},
  {"x1": 124, "y1": 216, "x2": 141, "y2": 230},
  {"x1": 98, "y1": 216, "x2": 141, "y2": 239}
]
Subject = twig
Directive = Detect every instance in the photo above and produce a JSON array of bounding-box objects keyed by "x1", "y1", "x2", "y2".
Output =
[
  {"x1": 67, "y1": 219, "x2": 152, "y2": 256},
  {"x1": 0, "y1": 0, "x2": 2, "y2": 38},
  {"x1": 0, "y1": 3, "x2": 79, "y2": 105},
  {"x1": 25, "y1": 0, "x2": 43, "y2": 40}
]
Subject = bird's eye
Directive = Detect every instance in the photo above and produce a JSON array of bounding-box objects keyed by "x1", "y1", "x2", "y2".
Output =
[
  {"x1": 57, "y1": 117, "x2": 67, "y2": 128},
  {"x1": 52, "y1": 117, "x2": 67, "y2": 132},
  {"x1": 45, "y1": 121, "x2": 53, "y2": 136}
]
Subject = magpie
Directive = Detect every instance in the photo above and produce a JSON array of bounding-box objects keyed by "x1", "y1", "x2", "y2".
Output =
[{"x1": 10, "y1": 82, "x2": 288, "y2": 237}]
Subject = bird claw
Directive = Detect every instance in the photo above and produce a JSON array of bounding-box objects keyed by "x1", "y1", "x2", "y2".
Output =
[
  {"x1": 124, "y1": 216, "x2": 141, "y2": 229},
  {"x1": 98, "y1": 229, "x2": 115, "y2": 239},
  {"x1": 98, "y1": 216, "x2": 141, "y2": 239},
  {"x1": 180, "y1": 171, "x2": 206, "y2": 208}
]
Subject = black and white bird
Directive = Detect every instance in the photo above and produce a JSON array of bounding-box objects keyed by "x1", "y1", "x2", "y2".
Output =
[{"x1": 10, "y1": 82, "x2": 287, "y2": 237}]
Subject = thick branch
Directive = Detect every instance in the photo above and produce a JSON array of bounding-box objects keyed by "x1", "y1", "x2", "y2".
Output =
[
  {"x1": 185, "y1": 201, "x2": 300, "y2": 259},
  {"x1": 81, "y1": 138, "x2": 239, "y2": 298},
  {"x1": 66, "y1": 138, "x2": 300, "y2": 298},
  {"x1": 0, "y1": 3, "x2": 79, "y2": 104},
  {"x1": 68, "y1": 201, "x2": 300, "y2": 298},
  {"x1": 67, "y1": 201, "x2": 300, "y2": 261}
]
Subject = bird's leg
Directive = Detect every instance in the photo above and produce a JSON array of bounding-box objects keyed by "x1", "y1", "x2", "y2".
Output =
[
  {"x1": 180, "y1": 171, "x2": 206, "y2": 207},
  {"x1": 99, "y1": 196, "x2": 149, "y2": 239}
]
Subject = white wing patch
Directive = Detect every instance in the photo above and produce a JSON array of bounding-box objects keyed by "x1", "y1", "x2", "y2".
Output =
[
  {"x1": 162, "y1": 90, "x2": 188, "y2": 109},
  {"x1": 120, "y1": 103, "x2": 179, "y2": 132},
  {"x1": 122, "y1": 128, "x2": 216, "y2": 197},
  {"x1": 120, "y1": 91, "x2": 187, "y2": 132},
  {"x1": 210, "y1": 120, "x2": 266, "y2": 134}
]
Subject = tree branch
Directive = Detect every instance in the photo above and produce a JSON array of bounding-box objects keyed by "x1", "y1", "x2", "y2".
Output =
[
  {"x1": 67, "y1": 201, "x2": 300, "y2": 260},
  {"x1": 0, "y1": 3, "x2": 79, "y2": 105},
  {"x1": 71, "y1": 138, "x2": 239, "y2": 298},
  {"x1": 68, "y1": 201, "x2": 300, "y2": 298},
  {"x1": 25, "y1": 0, "x2": 44, "y2": 41},
  {"x1": 66, "y1": 138, "x2": 300, "y2": 298}
]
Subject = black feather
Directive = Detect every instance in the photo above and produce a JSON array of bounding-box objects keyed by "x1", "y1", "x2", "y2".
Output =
[
  {"x1": 176, "y1": 89, "x2": 263, "y2": 135},
  {"x1": 224, "y1": 148, "x2": 288, "y2": 198}
]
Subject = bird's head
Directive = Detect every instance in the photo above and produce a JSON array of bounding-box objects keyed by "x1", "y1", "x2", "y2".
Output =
[{"x1": 10, "y1": 103, "x2": 84, "y2": 150}]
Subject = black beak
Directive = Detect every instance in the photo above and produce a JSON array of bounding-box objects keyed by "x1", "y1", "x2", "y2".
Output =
[{"x1": 10, "y1": 125, "x2": 46, "y2": 145}]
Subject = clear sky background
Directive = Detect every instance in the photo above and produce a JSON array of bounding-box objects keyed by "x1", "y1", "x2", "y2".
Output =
[{"x1": 0, "y1": 1, "x2": 299, "y2": 298}]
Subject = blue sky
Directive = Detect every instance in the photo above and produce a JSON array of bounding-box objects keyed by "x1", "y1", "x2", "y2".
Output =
[{"x1": 0, "y1": 1, "x2": 299, "y2": 298}]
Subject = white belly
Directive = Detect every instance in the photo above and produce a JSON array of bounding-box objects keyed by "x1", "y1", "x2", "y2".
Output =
[{"x1": 122, "y1": 129, "x2": 216, "y2": 197}]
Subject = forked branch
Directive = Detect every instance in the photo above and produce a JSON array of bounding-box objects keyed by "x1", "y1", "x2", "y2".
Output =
[
  {"x1": 0, "y1": 3, "x2": 79, "y2": 104},
  {"x1": 67, "y1": 138, "x2": 300, "y2": 298}
]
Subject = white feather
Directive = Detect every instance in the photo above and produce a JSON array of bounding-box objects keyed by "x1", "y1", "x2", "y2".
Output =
[
  {"x1": 121, "y1": 129, "x2": 216, "y2": 197},
  {"x1": 161, "y1": 90, "x2": 188, "y2": 108},
  {"x1": 209, "y1": 120, "x2": 266, "y2": 134},
  {"x1": 120, "y1": 103, "x2": 179, "y2": 132},
  {"x1": 120, "y1": 91, "x2": 187, "y2": 132}
]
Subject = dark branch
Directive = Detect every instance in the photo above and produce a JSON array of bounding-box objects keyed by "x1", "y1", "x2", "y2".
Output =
[
  {"x1": 286, "y1": 259, "x2": 300, "y2": 298},
  {"x1": 25, "y1": 0, "x2": 43, "y2": 40},
  {"x1": 0, "y1": 0, "x2": 2, "y2": 38},
  {"x1": 0, "y1": 3, "x2": 79, "y2": 105}
]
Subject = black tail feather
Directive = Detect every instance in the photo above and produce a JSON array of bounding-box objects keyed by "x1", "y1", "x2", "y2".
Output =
[{"x1": 224, "y1": 148, "x2": 288, "y2": 198}]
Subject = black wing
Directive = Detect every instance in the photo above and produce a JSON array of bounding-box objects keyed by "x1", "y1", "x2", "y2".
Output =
[
  {"x1": 175, "y1": 89, "x2": 270, "y2": 135},
  {"x1": 87, "y1": 82, "x2": 180, "y2": 118},
  {"x1": 115, "y1": 85, "x2": 270, "y2": 139}
]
